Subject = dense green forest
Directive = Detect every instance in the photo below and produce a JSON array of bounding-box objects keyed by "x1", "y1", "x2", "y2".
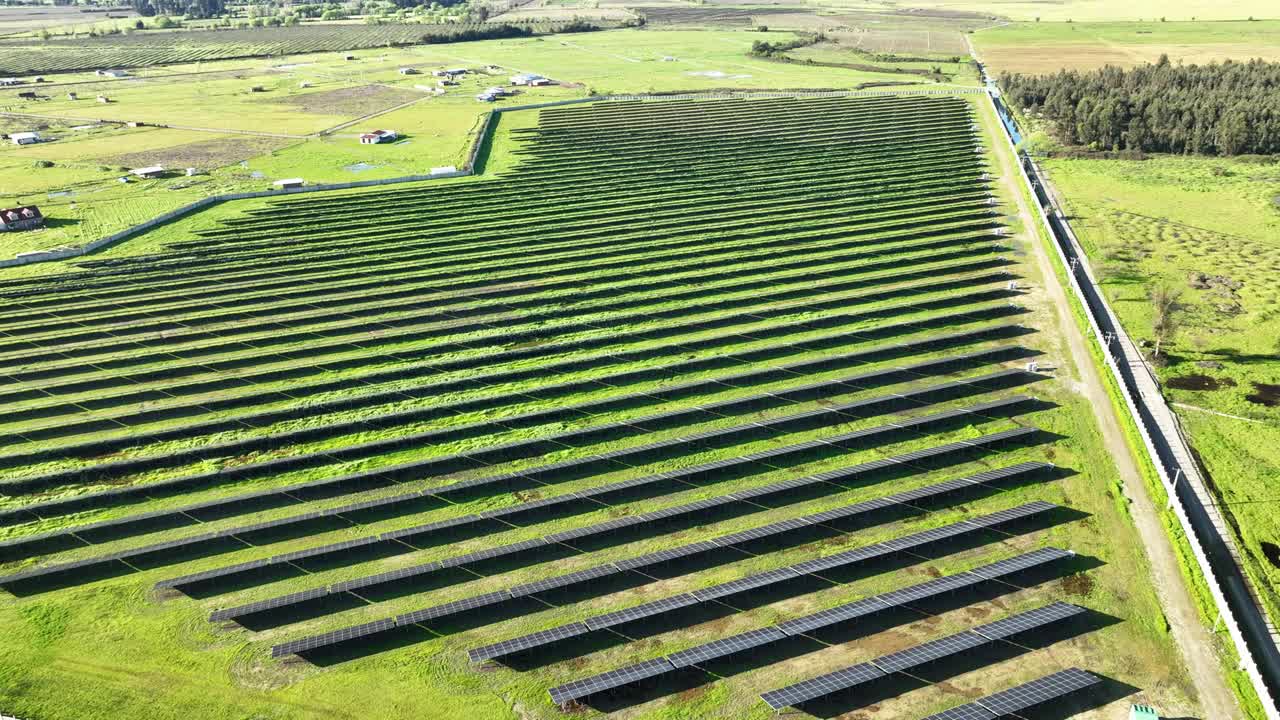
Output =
[{"x1": 1002, "y1": 57, "x2": 1280, "y2": 155}]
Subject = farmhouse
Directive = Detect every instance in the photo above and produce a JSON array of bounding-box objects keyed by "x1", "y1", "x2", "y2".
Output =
[
  {"x1": 0, "y1": 206, "x2": 44, "y2": 232},
  {"x1": 96, "y1": 69, "x2": 128, "y2": 78},
  {"x1": 476, "y1": 92, "x2": 498, "y2": 103},
  {"x1": 9, "y1": 131, "x2": 41, "y2": 145},
  {"x1": 131, "y1": 166, "x2": 165, "y2": 179},
  {"x1": 97, "y1": 95, "x2": 111, "y2": 103},
  {"x1": 434, "y1": 68, "x2": 467, "y2": 77},
  {"x1": 17, "y1": 91, "x2": 36, "y2": 100},
  {"x1": 67, "y1": 92, "x2": 78, "y2": 100},
  {"x1": 0, "y1": 78, "x2": 22, "y2": 86},
  {"x1": 509, "y1": 73, "x2": 547, "y2": 86},
  {"x1": 273, "y1": 178, "x2": 305, "y2": 189},
  {"x1": 359, "y1": 129, "x2": 398, "y2": 144},
  {"x1": 398, "y1": 67, "x2": 419, "y2": 75}
]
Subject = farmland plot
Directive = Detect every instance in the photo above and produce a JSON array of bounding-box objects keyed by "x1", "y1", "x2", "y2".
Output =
[{"x1": 0, "y1": 96, "x2": 1202, "y2": 719}]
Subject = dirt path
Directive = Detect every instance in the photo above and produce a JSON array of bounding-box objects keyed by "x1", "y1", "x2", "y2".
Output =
[{"x1": 977, "y1": 97, "x2": 1242, "y2": 719}]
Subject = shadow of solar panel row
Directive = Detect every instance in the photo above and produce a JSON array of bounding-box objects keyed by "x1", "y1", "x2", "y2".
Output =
[
  {"x1": 920, "y1": 667, "x2": 1102, "y2": 720},
  {"x1": 545, "y1": 548, "x2": 1073, "y2": 707},
  {"x1": 0, "y1": 336, "x2": 1030, "y2": 527},
  {"x1": 206, "y1": 407, "x2": 1037, "y2": 620},
  {"x1": 758, "y1": 601, "x2": 1087, "y2": 709},
  {"x1": 465, "y1": 491, "x2": 1055, "y2": 663},
  {"x1": 276, "y1": 496, "x2": 1053, "y2": 660},
  {"x1": 6, "y1": 415, "x2": 1040, "y2": 595}
]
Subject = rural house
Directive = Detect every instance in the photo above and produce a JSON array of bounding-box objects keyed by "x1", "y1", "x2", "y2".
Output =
[
  {"x1": 96, "y1": 69, "x2": 128, "y2": 78},
  {"x1": 398, "y1": 67, "x2": 419, "y2": 75},
  {"x1": 509, "y1": 73, "x2": 547, "y2": 86},
  {"x1": 273, "y1": 178, "x2": 305, "y2": 189},
  {"x1": 9, "y1": 131, "x2": 41, "y2": 145},
  {"x1": 358, "y1": 129, "x2": 398, "y2": 144},
  {"x1": 131, "y1": 166, "x2": 165, "y2": 179},
  {"x1": 17, "y1": 91, "x2": 36, "y2": 100},
  {"x1": 0, "y1": 205, "x2": 44, "y2": 232}
]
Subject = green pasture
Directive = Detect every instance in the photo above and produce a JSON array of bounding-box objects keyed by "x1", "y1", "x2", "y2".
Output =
[{"x1": 1043, "y1": 153, "x2": 1280, "y2": 629}]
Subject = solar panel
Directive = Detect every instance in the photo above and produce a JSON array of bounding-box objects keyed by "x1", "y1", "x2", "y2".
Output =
[
  {"x1": 759, "y1": 663, "x2": 887, "y2": 709},
  {"x1": 667, "y1": 627, "x2": 786, "y2": 668},
  {"x1": 274, "y1": 535, "x2": 385, "y2": 563},
  {"x1": 508, "y1": 565, "x2": 620, "y2": 598},
  {"x1": 975, "y1": 667, "x2": 1101, "y2": 715},
  {"x1": 730, "y1": 477, "x2": 819, "y2": 501},
  {"x1": 713, "y1": 518, "x2": 810, "y2": 547},
  {"x1": 467, "y1": 623, "x2": 591, "y2": 662},
  {"x1": 584, "y1": 593, "x2": 700, "y2": 630},
  {"x1": 878, "y1": 573, "x2": 983, "y2": 608},
  {"x1": 963, "y1": 501, "x2": 1056, "y2": 528},
  {"x1": 480, "y1": 494, "x2": 577, "y2": 520},
  {"x1": 614, "y1": 541, "x2": 720, "y2": 571},
  {"x1": 439, "y1": 538, "x2": 547, "y2": 569},
  {"x1": 394, "y1": 590, "x2": 513, "y2": 625},
  {"x1": 968, "y1": 547, "x2": 1072, "y2": 580},
  {"x1": 972, "y1": 602, "x2": 1085, "y2": 641},
  {"x1": 879, "y1": 522, "x2": 975, "y2": 553},
  {"x1": 271, "y1": 617, "x2": 395, "y2": 657},
  {"x1": 692, "y1": 568, "x2": 802, "y2": 602},
  {"x1": 787, "y1": 544, "x2": 891, "y2": 576},
  {"x1": 872, "y1": 631, "x2": 990, "y2": 673},
  {"x1": 209, "y1": 586, "x2": 328, "y2": 622},
  {"x1": 548, "y1": 657, "x2": 676, "y2": 705},
  {"x1": 967, "y1": 461, "x2": 1049, "y2": 485},
  {"x1": 330, "y1": 562, "x2": 440, "y2": 592},
  {"x1": 776, "y1": 597, "x2": 886, "y2": 636},
  {"x1": 379, "y1": 514, "x2": 482, "y2": 541},
  {"x1": 889, "y1": 477, "x2": 976, "y2": 504},
  {"x1": 156, "y1": 556, "x2": 274, "y2": 588},
  {"x1": 919, "y1": 703, "x2": 997, "y2": 720}
]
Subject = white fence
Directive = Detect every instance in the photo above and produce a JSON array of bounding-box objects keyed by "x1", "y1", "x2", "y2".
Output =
[{"x1": 991, "y1": 92, "x2": 1280, "y2": 720}]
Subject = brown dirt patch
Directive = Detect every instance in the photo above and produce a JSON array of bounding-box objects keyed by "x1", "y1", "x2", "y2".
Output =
[
  {"x1": 104, "y1": 136, "x2": 295, "y2": 171},
  {"x1": 1166, "y1": 374, "x2": 1236, "y2": 391},
  {"x1": 273, "y1": 84, "x2": 421, "y2": 116},
  {"x1": 1060, "y1": 572, "x2": 1095, "y2": 597}
]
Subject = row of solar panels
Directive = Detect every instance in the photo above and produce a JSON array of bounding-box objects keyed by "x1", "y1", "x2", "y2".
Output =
[
  {"x1": 271, "y1": 500, "x2": 1060, "y2": 659},
  {"x1": 0, "y1": 289, "x2": 1021, "y2": 482},
  {"x1": 2, "y1": 335, "x2": 1024, "y2": 557},
  {"x1": 0, "y1": 274, "x2": 1019, "y2": 508},
  {"x1": 0, "y1": 209, "x2": 994, "y2": 372},
  {"x1": 544, "y1": 547, "x2": 1073, "y2": 706},
  {"x1": 465, "y1": 497, "x2": 1058, "y2": 665},
  {"x1": 3, "y1": 321, "x2": 1021, "y2": 496},
  {"x1": 0, "y1": 382, "x2": 1035, "y2": 590},
  {"x1": 157, "y1": 427, "x2": 1043, "y2": 598},
  {"x1": 0, "y1": 198, "x2": 1002, "y2": 385},
  {"x1": 758, "y1": 601, "x2": 1086, "y2": 708},
  {"x1": 921, "y1": 668, "x2": 1102, "y2": 720},
  {"x1": 196, "y1": 412, "x2": 1041, "y2": 622}
]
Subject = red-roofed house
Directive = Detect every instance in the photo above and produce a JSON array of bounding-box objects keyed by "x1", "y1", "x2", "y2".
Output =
[
  {"x1": 359, "y1": 129, "x2": 398, "y2": 145},
  {"x1": 0, "y1": 206, "x2": 43, "y2": 231}
]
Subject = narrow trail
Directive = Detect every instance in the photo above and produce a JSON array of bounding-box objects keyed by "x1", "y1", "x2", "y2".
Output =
[{"x1": 978, "y1": 96, "x2": 1242, "y2": 718}]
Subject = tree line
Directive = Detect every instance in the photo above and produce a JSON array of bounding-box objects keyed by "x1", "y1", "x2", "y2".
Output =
[{"x1": 1001, "y1": 56, "x2": 1280, "y2": 156}]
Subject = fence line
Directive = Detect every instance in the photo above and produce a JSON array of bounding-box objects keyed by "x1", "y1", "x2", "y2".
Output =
[{"x1": 988, "y1": 90, "x2": 1280, "y2": 719}]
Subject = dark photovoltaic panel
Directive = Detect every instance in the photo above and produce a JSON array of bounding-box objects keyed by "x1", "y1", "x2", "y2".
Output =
[
  {"x1": 395, "y1": 590, "x2": 513, "y2": 625},
  {"x1": 760, "y1": 663, "x2": 887, "y2": 709},
  {"x1": 920, "y1": 703, "x2": 997, "y2": 720},
  {"x1": 776, "y1": 597, "x2": 886, "y2": 636},
  {"x1": 876, "y1": 572, "x2": 982, "y2": 608},
  {"x1": 972, "y1": 602, "x2": 1084, "y2": 641},
  {"x1": 691, "y1": 568, "x2": 802, "y2": 602},
  {"x1": 871, "y1": 631, "x2": 989, "y2": 673},
  {"x1": 380, "y1": 514, "x2": 483, "y2": 541},
  {"x1": 271, "y1": 617, "x2": 395, "y2": 657},
  {"x1": 548, "y1": 657, "x2": 676, "y2": 705},
  {"x1": 210, "y1": 587, "x2": 328, "y2": 622},
  {"x1": 584, "y1": 593, "x2": 701, "y2": 630},
  {"x1": 467, "y1": 622, "x2": 590, "y2": 662},
  {"x1": 786, "y1": 544, "x2": 891, "y2": 576},
  {"x1": 878, "y1": 522, "x2": 975, "y2": 552},
  {"x1": 801, "y1": 497, "x2": 896, "y2": 525},
  {"x1": 615, "y1": 541, "x2": 721, "y2": 571},
  {"x1": 713, "y1": 518, "x2": 811, "y2": 547},
  {"x1": 891, "y1": 477, "x2": 977, "y2": 504},
  {"x1": 963, "y1": 500, "x2": 1056, "y2": 528},
  {"x1": 439, "y1": 538, "x2": 548, "y2": 569},
  {"x1": 331, "y1": 562, "x2": 440, "y2": 593},
  {"x1": 508, "y1": 565, "x2": 620, "y2": 598},
  {"x1": 667, "y1": 627, "x2": 786, "y2": 668},
  {"x1": 968, "y1": 547, "x2": 1073, "y2": 579},
  {"x1": 974, "y1": 667, "x2": 1101, "y2": 715}
]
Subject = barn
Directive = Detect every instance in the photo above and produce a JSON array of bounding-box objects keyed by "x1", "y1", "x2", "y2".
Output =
[{"x1": 0, "y1": 206, "x2": 44, "y2": 232}]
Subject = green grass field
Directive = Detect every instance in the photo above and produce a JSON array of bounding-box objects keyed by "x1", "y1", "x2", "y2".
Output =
[
  {"x1": 1041, "y1": 153, "x2": 1280, "y2": 631},
  {"x1": 974, "y1": 19, "x2": 1280, "y2": 74},
  {"x1": 825, "y1": 0, "x2": 1280, "y2": 22},
  {"x1": 0, "y1": 28, "x2": 967, "y2": 258},
  {"x1": 0, "y1": 94, "x2": 1209, "y2": 720}
]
